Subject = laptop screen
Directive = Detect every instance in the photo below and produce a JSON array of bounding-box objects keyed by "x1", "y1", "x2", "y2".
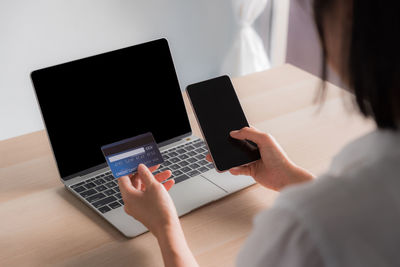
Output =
[{"x1": 31, "y1": 39, "x2": 191, "y2": 180}]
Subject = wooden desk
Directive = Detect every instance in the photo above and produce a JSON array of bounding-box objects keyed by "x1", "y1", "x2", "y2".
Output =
[{"x1": 0, "y1": 64, "x2": 373, "y2": 266}]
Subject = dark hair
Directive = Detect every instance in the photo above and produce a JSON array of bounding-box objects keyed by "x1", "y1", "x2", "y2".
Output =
[{"x1": 313, "y1": 0, "x2": 400, "y2": 129}]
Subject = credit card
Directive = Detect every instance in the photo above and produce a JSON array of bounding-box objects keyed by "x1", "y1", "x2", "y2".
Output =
[{"x1": 101, "y1": 132, "x2": 163, "y2": 178}]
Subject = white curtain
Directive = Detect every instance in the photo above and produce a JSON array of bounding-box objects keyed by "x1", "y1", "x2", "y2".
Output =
[{"x1": 221, "y1": 0, "x2": 270, "y2": 77}]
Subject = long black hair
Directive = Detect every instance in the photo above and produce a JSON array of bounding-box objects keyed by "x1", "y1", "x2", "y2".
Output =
[{"x1": 313, "y1": 0, "x2": 400, "y2": 129}]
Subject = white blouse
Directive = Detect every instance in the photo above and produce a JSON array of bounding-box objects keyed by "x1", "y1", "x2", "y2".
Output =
[{"x1": 236, "y1": 130, "x2": 400, "y2": 267}]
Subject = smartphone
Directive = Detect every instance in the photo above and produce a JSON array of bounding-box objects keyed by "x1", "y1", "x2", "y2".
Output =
[{"x1": 186, "y1": 75, "x2": 261, "y2": 172}]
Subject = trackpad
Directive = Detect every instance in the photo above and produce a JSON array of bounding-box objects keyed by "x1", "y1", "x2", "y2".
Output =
[
  {"x1": 169, "y1": 175, "x2": 227, "y2": 216},
  {"x1": 202, "y1": 169, "x2": 255, "y2": 193}
]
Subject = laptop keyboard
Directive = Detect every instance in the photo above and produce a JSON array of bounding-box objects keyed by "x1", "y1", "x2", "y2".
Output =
[{"x1": 70, "y1": 139, "x2": 214, "y2": 214}]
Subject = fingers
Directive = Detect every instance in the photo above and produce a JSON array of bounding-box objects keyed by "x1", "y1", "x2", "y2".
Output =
[
  {"x1": 154, "y1": 170, "x2": 172, "y2": 183},
  {"x1": 129, "y1": 164, "x2": 159, "y2": 189},
  {"x1": 205, "y1": 153, "x2": 213, "y2": 162},
  {"x1": 132, "y1": 175, "x2": 141, "y2": 189},
  {"x1": 229, "y1": 165, "x2": 252, "y2": 176},
  {"x1": 230, "y1": 126, "x2": 268, "y2": 146},
  {"x1": 163, "y1": 179, "x2": 175, "y2": 191},
  {"x1": 118, "y1": 175, "x2": 138, "y2": 194},
  {"x1": 137, "y1": 164, "x2": 156, "y2": 186},
  {"x1": 120, "y1": 165, "x2": 172, "y2": 195},
  {"x1": 148, "y1": 164, "x2": 161, "y2": 173}
]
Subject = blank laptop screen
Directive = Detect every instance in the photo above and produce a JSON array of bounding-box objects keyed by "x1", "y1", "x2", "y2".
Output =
[{"x1": 31, "y1": 39, "x2": 191, "y2": 180}]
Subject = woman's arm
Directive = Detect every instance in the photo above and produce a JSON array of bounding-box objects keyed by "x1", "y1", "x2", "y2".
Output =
[
  {"x1": 118, "y1": 164, "x2": 198, "y2": 267},
  {"x1": 119, "y1": 127, "x2": 313, "y2": 266},
  {"x1": 156, "y1": 221, "x2": 198, "y2": 267}
]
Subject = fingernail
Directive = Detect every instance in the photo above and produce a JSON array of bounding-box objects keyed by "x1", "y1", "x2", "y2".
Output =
[{"x1": 230, "y1": 130, "x2": 239, "y2": 135}]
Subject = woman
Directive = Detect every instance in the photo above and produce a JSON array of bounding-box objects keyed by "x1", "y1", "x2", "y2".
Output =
[{"x1": 118, "y1": 0, "x2": 400, "y2": 266}]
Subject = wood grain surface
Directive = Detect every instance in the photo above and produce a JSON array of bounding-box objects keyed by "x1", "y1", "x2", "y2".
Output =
[{"x1": 0, "y1": 64, "x2": 373, "y2": 267}]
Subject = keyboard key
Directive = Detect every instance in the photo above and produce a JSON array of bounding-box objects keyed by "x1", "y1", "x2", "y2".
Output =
[
  {"x1": 198, "y1": 159, "x2": 209, "y2": 166},
  {"x1": 99, "y1": 206, "x2": 111, "y2": 214},
  {"x1": 74, "y1": 186, "x2": 86, "y2": 193},
  {"x1": 187, "y1": 151, "x2": 196, "y2": 156},
  {"x1": 163, "y1": 155, "x2": 170, "y2": 160},
  {"x1": 173, "y1": 170, "x2": 183, "y2": 176},
  {"x1": 119, "y1": 200, "x2": 124, "y2": 205},
  {"x1": 206, "y1": 163, "x2": 214, "y2": 169},
  {"x1": 187, "y1": 169, "x2": 200, "y2": 177},
  {"x1": 160, "y1": 167, "x2": 168, "y2": 172},
  {"x1": 105, "y1": 182, "x2": 114, "y2": 188},
  {"x1": 187, "y1": 157, "x2": 197, "y2": 163},
  {"x1": 193, "y1": 142, "x2": 203, "y2": 148},
  {"x1": 198, "y1": 166, "x2": 208, "y2": 173},
  {"x1": 169, "y1": 151, "x2": 178, "y2": 157},
  {"x1": 195, "y1": 155, "x2": 204, "y2": 160},
  {"x1": 95, "y1": 185, "x2": 107, "y2": 192},
  {"x1": 163, "y1": 160, "x2": 172, "y2": 166},
  {"x1": 84, "y1": 182, "x2": 96, "y2": 189},
  {"x1": 94, "y1": 180, "x2": 103, "y2": 185},
  {"x1": 189, "y1": 163, "x2": 200, "y2": 169},
  {"x1": 71, "y1": 181, "x2": 86, "y2": 188},
  {"x1": 79, "y1": 189, "x2": 97, "y2": 198},
  {"x1": 113, "y1": 186, "x2": 120, "y2": 192},
  {"x1": 195, "y1": 148, "x2": 206, "y2": 153},
  {"x1": 98, "y1": 178, "x2": 106, "y2": 184},
  {"x1": 178, "y1": 160, "x2": 189, "y2": 167},
  {"x1": 181, "y1": 166, "x2": 191, "y2": 173},
  {"x1": 104, "y1": 175, "x2": 114, "y2": 181},
  {"x1": 109, "y1": 201, "x2": 121, "y2": 209},
  {"x1": 174, "y1": 174, "x2": 190, "y2": 184},
  {"x1": 170, "y1": 164, "x2": 180, "y2": 170},
  {"x1": 92, "y1": 196, "x2": 117, "y2": 208},
  {"x1": 170, "y1": 157, "x2": 180, "y2": 163},
  {"x1": 177, "y1": 149, "x2": 186, "y2": 154},
  {"x1": 185, "y1": 145, "x2": 195, "y2": 150},
  {"x1": 115, "y1": 193, "x2": 122, "y2": 199},
  {"x1": 100, "y1": 174, "x2": 105, "y2": 177},
  {"x1": 86, "y1": 192, "x2": 106, "y2": 203},
  {"x1": 104, "y1": 189, "x2": 115, "y2": 196},
  {"x1": 178, "y1": 154, "x2": 189, "y2": 160}
]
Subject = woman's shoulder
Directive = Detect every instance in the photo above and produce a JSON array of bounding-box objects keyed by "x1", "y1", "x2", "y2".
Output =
[
  {"x1": 277, "y1": 129, "x2": 400, "y2": 221},
  {"x1": 268, "y1": 168, "x2": 400, "y2": 266},
  {"x1": 277, "y1": 150, "x2": 400, "y2": 219}
]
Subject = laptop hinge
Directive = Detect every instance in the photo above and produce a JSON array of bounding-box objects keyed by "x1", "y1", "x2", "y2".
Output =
[
  {"x1": 159, "y1": 135, "x2": 199, "y2": 152},
  {"x1": 64, "y1": 166, "x2": 110, "y2": 186}
]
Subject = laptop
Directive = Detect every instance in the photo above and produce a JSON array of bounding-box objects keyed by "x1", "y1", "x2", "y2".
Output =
[{"x1": 31, "y1": 38, "x2": 255, "y2": 237}]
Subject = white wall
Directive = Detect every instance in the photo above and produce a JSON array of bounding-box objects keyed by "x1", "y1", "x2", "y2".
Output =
[
  {"x1": 270, "y1": 0, "x2": 290, "y2": 66},
  {"x1": 286, "y1": 0, "x2": 340, "y2": 84},
  {"x1": 0, "y1": 0, "x2": 237, "y2": 140}
]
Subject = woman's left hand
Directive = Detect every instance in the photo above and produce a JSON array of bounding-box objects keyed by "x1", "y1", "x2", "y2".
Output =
[{"x1": 118, "y1": 164, "x2": 178, "y2": 237}]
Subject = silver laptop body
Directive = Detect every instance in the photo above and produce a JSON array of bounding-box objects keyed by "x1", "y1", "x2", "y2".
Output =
[
  {"x1": 31, "y1": 38, "x2": 255, "y2": 238},
  {"x1": 64, "y1": 135, "x2": 255, "y2": 237}
]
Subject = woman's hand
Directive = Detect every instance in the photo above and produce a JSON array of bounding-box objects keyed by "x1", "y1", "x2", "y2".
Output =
[
  {"x1": 206, "y1": 126, "x2": 314, "y2": 191},
  {"x1": 118, "y1": 164, "x2": 178, "y2": 237},
  {"x1": 118, "y1": 164, "x2": 199, "y2": 267}
]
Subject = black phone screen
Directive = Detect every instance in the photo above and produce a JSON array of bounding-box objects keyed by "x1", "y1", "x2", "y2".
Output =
[{"x1": 186, "y1": 75, "x2": 260, "y2": 171}]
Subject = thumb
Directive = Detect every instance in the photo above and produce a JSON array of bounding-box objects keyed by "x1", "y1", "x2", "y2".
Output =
[
  {"x1": 137, "y1": 164, "x2": 155, "y2": 187},
  {"x1": 230, "y1": 126, "x2": 267, "y2": 146}
]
